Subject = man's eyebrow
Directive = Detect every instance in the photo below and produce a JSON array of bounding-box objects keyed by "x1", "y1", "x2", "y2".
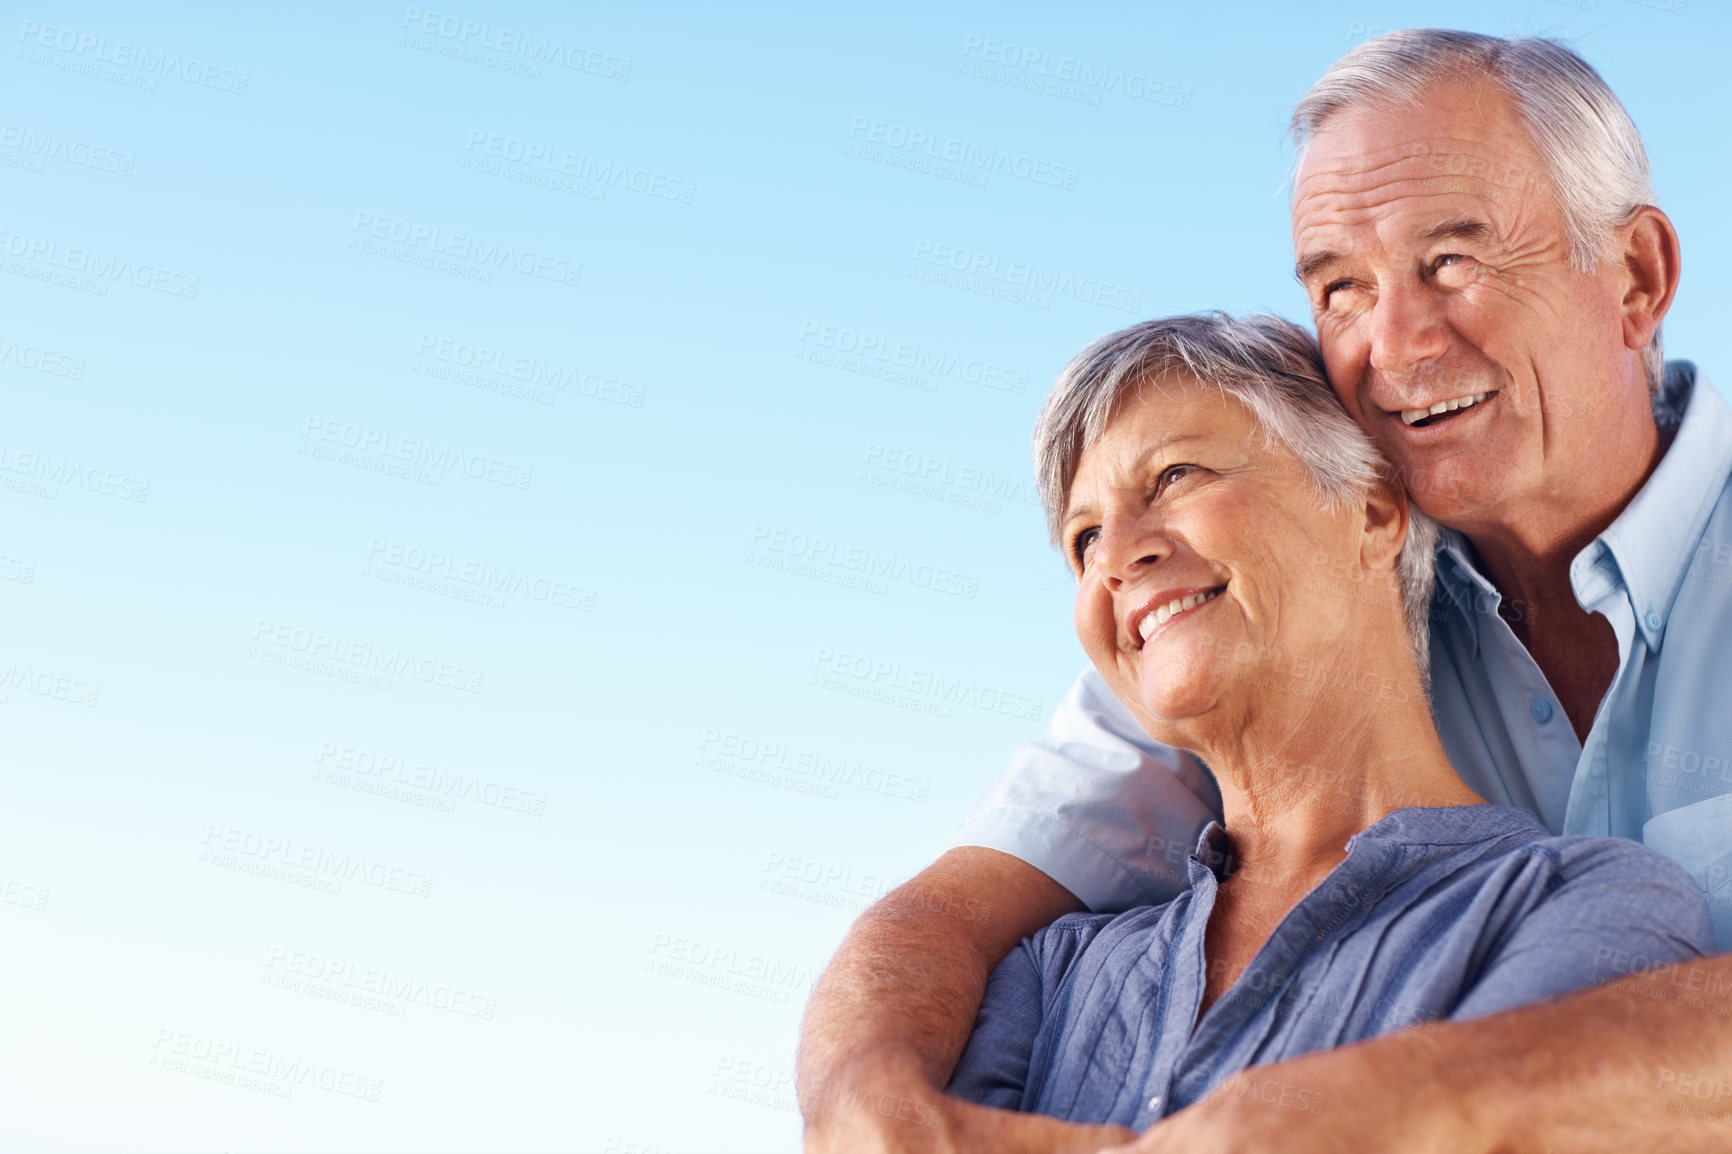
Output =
[
  {"x1": 1294, "y1": 249, "x2": 1341, "y2": 283},
  {"x1": 1421, "y1": 216, "x2": 1491, "y2": 244},
  {"x1": 1295, "y1": 219, "x2": 1493, "y2": 282}
]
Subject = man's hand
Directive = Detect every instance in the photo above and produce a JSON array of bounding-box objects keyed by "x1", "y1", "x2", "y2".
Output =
[
  {"x1": 1101, "y1": 1025, "x2": 1470, "y2": 1154},
  {"x1": 1104, "y1": 953, "x2": 1732, "y2": 1154},
  {"x1": 798, "y1": 846, "x2": 1085, "y2": 1152},
  {"x1": 804, "y1": 1048, "x2": 1134, "y2": 1154}
]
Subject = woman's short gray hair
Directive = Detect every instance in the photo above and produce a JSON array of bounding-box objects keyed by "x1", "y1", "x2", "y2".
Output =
[
  {"x1": 1033, "y1": 311, "x2": 1438, "y2": 666},
  {"x1": 1291, "y1": 28, "x2": 1663, "y2": 392}
]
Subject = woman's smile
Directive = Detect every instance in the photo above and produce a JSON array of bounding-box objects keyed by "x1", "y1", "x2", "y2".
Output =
[{"x1": 1130, "y1": 584, "x2": 1229, "y2": 649}]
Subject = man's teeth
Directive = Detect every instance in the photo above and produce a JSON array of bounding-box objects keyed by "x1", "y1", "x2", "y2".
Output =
[
  {"x1": 1139, "y1": 588, "x2": 1222, "y2": 641},
  {"x1": 1401, "y1": 391, "x2": 1491, "y2": 426}
]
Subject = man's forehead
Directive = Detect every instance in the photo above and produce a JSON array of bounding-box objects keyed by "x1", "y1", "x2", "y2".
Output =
[
  {"x1": 1297, "y1": 133, "x2": 1544, "y2": 201},
  {"x1": 1293, "y1": 73, "x2": 1552, "y2": 211}
]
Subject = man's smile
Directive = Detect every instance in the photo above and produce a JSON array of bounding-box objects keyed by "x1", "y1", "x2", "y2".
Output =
[{"x1": 1399, "y1": 389, "x2": 1498, "y2": 427}]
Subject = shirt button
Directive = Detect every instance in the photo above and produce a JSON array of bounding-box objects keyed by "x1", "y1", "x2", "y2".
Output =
[
  {"x1": 1530, "y1": 698, "x2": 1555, "y2": 723},
  {"x1": 1147, "y1": 1095, "x2": 1162, "y2": 1111},
  {"x1": 1646, "y1": 609, "x2": 1663, "y2": 630}
]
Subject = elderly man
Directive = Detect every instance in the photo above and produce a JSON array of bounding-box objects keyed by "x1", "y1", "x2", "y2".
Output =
[{"x1": 799, "y1": 29, "x2": 1732, "y2": 1154}]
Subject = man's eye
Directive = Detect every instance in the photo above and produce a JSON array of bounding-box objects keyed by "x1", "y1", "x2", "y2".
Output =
[
  {"x1": 1430, "y1": 253, "x2": 1466, "y2": 273},
  {"x1": 1072, "y1": 527, "x2": 1099, "y2": 566},
  {"x1": 1322, "y1": 279, "x2": 1353, "y2": 304}
]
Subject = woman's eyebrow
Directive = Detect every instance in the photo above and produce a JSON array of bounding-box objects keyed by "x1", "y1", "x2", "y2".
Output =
[{"x1": 1062, "y1": 432, "x2": 1210, "y2": 523}]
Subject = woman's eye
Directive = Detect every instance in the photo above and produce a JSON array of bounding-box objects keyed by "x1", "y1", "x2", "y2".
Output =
[
  {"x1": 1160, "y1": 464, "x2": 1195, "y2": 489},
  {"x1": 1072, "y1": 528, "x2": 1100, "y2": 567}
]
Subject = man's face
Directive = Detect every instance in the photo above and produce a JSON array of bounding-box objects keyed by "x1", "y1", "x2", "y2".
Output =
[{"x1": 1291, "y1": 78, "x2": 1637, "y2": 527}]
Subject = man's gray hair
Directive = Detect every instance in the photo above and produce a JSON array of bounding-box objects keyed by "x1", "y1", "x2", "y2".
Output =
[
  {"x1": 1291, "y1": 29, "x2": 1662, "y2": 392},
  {"x1": 1033, "y1": 312, "x2": 1439, "y2": 666}
]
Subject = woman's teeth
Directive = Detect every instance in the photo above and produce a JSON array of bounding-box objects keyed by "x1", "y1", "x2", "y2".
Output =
[
  {"x1": 1401, "y1": 391, "x2": 1492, "y2": 426},
  {"x1": 1139, "y1": 588, "x2": 1222, "y2": 641}
]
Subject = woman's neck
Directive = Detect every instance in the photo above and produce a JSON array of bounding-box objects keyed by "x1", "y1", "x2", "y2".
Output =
[
  {"x1": 1186, "y1": 653, "x2": 1484, "y2": 891},
  {"x1": 1184, "y1": 652, "x2": 1482, "y2": 1020}
]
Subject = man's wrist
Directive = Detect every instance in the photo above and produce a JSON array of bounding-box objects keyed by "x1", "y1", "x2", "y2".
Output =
[{"x1": 1337, "y1": 1017, "x2": 1515, "y2": 1153}]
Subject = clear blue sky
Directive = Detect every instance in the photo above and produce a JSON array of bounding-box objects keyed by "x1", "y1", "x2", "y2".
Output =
[{"x1": 0, "y1": 2, "x2": 1722, "y2": 1149}]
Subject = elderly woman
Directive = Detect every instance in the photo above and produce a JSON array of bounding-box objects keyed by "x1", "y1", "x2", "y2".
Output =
[{"x1": 941, "y1": 313, "x2": 1710, "y2": 1135}]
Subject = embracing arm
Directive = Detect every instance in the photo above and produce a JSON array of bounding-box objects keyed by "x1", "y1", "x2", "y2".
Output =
[
  {"x1": 799, "y1": 668, "x2": 1216, "y2": 1151},
  {"x1": 1110, "y1": 952, "x2": 1732, "y2": 1154},
  {"x1": 797, "y1": 846, "x2": 1134, "y2": 1153},
  {"x1": 1116, "y1": 841, "x2": 1727, "y2": 1153}
]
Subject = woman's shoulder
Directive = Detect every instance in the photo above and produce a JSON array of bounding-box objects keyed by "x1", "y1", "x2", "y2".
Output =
[
  {"x1": 1375, "y1": 803, "x2": 1703, "y2": 896},
  {"x1": 1519, "y1": 828, "x2": 1706, "y2": 896}
]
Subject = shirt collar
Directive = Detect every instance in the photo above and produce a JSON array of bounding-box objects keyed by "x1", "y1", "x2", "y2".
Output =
[
  {"x1": 1433, "y1": 362, "x2": 1732, "y2": 654},
  {"x1": 1592, "y1": 363, "x2": 1732, "y2": 650}
]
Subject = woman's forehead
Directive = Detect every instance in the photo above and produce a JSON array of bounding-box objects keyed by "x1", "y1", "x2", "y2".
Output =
[{"x1": 1096, "y1": 375, "x2": 1251, "y2": 445}]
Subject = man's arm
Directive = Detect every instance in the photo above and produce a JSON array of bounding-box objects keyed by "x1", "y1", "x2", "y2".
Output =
[
  {"x1": 797, "y1": 846, "x2": 1133, "y2": 1153},
  {"x1": 1111, "y1": 952, "x2": 1732, "y2": 1153}
]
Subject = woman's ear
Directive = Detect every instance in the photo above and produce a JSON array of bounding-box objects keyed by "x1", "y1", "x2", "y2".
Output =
[{"x1": 1359, "y1": 473, "x2": 1409, "y2": 577}]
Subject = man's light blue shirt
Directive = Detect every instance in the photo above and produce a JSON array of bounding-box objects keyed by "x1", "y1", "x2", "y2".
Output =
[{"x1": 953, "y1": 362, "x2": 1732, "y2": 946}]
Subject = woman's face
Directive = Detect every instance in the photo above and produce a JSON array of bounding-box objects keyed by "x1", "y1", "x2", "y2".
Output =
[{"x1": 1063, "y1": 377, "x2": 1397, "y2": 737}]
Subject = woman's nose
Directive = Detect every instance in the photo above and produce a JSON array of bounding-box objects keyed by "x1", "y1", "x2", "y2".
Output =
[{"x1": 1094, "y1": 517, "x2": 1171, "y2": 589}]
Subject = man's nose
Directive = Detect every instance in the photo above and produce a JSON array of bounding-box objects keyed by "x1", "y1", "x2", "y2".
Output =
[{"x1": 1367, "y1": 280, "x2": 1450, "y2": 378}]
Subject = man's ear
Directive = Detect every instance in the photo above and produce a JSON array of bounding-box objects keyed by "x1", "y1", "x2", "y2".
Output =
[
  {"x1": 1359, "y1": 473, "x2": 1409, "y2": 578},
  {"x1": 1619, "y1": 205, "x2": 1682, "y2": 355}
]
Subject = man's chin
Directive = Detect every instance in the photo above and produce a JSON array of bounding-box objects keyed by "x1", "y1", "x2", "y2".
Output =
[{"x1": 1383, "y1": 444, "x2": 1519, "y2": 524}]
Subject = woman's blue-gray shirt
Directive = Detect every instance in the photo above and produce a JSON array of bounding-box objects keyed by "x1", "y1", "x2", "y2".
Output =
[{"x1": 947, "y1": 804, "x2": 1712, "y2": 1128}]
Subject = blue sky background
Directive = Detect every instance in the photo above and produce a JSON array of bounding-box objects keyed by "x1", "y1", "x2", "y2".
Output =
[{"x1": 0, "y1": 2, "x2": 1724, "y2": 1150}]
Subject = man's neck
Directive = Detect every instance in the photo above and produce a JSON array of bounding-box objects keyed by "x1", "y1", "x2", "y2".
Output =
[{"x1": 1453, "y1": 411, "x2": 1671, "y2": 742}]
